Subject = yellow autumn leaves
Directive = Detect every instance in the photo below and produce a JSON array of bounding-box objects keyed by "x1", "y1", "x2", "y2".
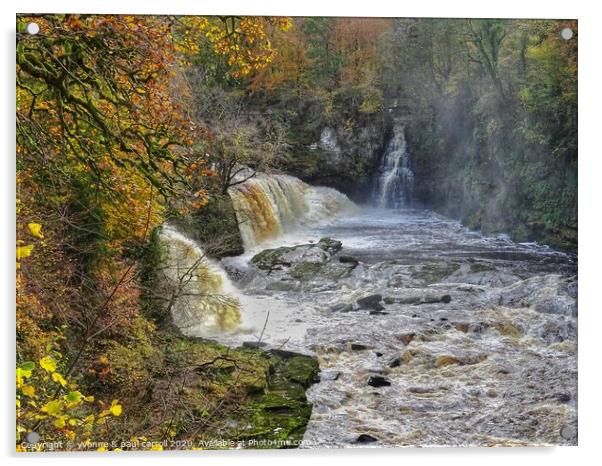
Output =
[
  {"x1": 16, "y1": 222, "x2": 44, "y2": 268},
  {"x1": 39, "y1": 355, "x2": 56, "y2": 372},
  {"x1": 28, "y1": 222, "x2": 44, "y2": 239},
  {"x1": 16, "y1": 353, "x2": 122, "y2": 451},
  {"x1": 174, "y1": 16, "x2": 293, "y2": 78}
]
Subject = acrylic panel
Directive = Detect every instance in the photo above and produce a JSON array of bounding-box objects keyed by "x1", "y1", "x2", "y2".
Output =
[{"x1": 16, "y1": 14, "x2": 577, "y2": 451}]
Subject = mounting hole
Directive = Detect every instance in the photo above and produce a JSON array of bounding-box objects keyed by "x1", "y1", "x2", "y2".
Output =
[
  {"x1": 25, "y1": 22, "x2": 40, "y2": 35},
  {"x1": 560, "y1": 424, "x2": 576, "y2": 440},
  {"x1": 25, "y1": 431, "x2": 40, "y2": 444},
  {"x1": 560, "y1": 28, "x2": 573, "y2": 40}
]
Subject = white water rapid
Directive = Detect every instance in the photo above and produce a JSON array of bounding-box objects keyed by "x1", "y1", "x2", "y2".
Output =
[{"x1": 158, "y1": 172, "x2": 577, "y2": 447}]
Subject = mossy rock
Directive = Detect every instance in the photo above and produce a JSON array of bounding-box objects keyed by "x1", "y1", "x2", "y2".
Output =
[
  {"x1": 251, "y1": 247, "x2": 294, "y2": 272},
  {"x1": 290, "y1": 261, "x2": 324, "y2": 280},
  {"x1": 411, "y1": 261, "x2": 461, "y2": 284},
  {"x1": 87, "y1": 313, "x2": 319, "y2": 449},
  {"x1": 316, "y1": 237, "x2": 342, "y2": 254},
  {"x1": 232, "y1": 351, "x2": 319, "y2": 447},
  {"x1": 469, "y1": 262, "x2": 495, "y2": 273}
]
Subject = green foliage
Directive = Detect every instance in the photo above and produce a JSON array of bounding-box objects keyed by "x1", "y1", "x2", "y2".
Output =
[{"x1": 169, "y1": 194, "x2": 244, "y2": 258}]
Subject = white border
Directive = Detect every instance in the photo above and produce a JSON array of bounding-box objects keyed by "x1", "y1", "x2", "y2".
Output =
[{"x1": 2, "y1": 1, "x2": 600, "y2": 465}]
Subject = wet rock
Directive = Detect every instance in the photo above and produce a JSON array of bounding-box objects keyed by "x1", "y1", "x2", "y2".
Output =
[
  {"x1": 266, "y1": 280, "x2": 301, "y2": 292},
  {"x1": 355, "y1": 434, "x2": 378, "y2": 444},
  {"x1": 251, "y1": 238, "x2": 341, "y2": 276},
  {"x1": 350, "y1": 343, "x2": 371, "y2": 351},
  {"x1": 556, "y1": 393, "x2": 571, "y2": 403},
  {"x1": 367, "y1": 375, "x2": 391, "y2": 387},
  {"x1": 339, "y1": 255, "x2": 359, "y2": 266},
  {"x1": 318, "y1": 127, "x2": 342, "y2": 156},
  {"x1": 356, "y1": 294, "x2": 384, "y2": 311},
  {"x1": 396, "y1": 333, "x2": 416, "y2": 346},
  {"x1": 496, "y1": 274, "x2": 577, "y2": 316},
  {"x1": 456, "y1": 284, "x2": 487, "y2": 293},
  {"x1": 317, "y1": 237, "x2": 342, "y2": 254},
  {"x1": 420, "y1": 294, "x2": 452, "y2": 304},
  {"x1": 320, "y1": 370, "x2": 341, "y2": 382},
  {"x1": 537, "y1": 320, "x2": 577, "y2": 344},
  {"x1": 409, "y1": 261, "x2": 462, "y2": 285},
  {"x1": 486, "y1": 389, "x2": 498, "y2": 398},
  {"x1": 269, "y1": 348, "x2": 306, "y2": 359},
  {"x1": 384, "y1": 292, "x2": 451, "y2": 305},
  {"x1": 455, "y1": 267, "x2": 520, "y2": 287},
  {"x1": 388, "y1": 354, "x2": 402, "y2": 368},
  {"x1": 290, "y1": 261, "x2": 325, "y2": 280},
  {"x1": 330, "y1": 302, "x2": 353, "y2": 313},
  {"x1": 243, "y1": 341, "x2": 267, "y2": 349}
]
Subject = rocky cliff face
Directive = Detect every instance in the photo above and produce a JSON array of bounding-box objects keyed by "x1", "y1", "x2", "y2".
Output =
[{"x1": 277, "y1": 92, "x2": 392, "y2": 203}]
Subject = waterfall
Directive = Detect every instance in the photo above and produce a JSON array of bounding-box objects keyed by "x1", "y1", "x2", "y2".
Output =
[
  {"x1": 228, "y1": 173, "x2": 355, "y2": 249},
  {"x1": 157, "y1": 225, "x2": 241, "y2": 336},
  {"x1": 374, "y1": 123, "x2": 414, "y2": 208}
]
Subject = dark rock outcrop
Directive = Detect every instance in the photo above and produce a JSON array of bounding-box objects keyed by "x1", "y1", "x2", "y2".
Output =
[
  {"x1": 356, "y1": 294, "x2": 384, "y2": 311},
  {"x1": 367, "y1": 376, "x2": 391, "y2": 387}
]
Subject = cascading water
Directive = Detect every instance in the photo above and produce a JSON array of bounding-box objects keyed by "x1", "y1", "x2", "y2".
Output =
[
  {"x1": 373, "y1": 123, "x2": 414, "y2": 208},
  {"x1": 157, "y1": 225, "x2": 241, "y2": 336},
  {"x1": 228, "y1": 173, "x2": 355, "y2": 249}
]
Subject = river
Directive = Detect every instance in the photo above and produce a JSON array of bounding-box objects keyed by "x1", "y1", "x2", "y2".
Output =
[{"x1": 160, "y1": 192, "x2": 578, "y2": 447}]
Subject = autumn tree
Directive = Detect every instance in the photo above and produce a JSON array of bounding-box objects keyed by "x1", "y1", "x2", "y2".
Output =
[{"x1": 16, "y1": 14, "x2": 293, "y2": 449}]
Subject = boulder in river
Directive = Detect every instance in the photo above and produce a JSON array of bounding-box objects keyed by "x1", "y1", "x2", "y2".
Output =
[
  {"x1": 367, "y1": 375, "x2": 391, "y2": 387},
  {"x1": 356, "y1": 294, "x2": 384, "y2": 311},
  {"x1": 243, "y1": 341, "x2": 267, "y2": 349},
  {"x1": 339, "y1": 255, "x2": 359, "y2": 267},
  {"x1": 250, "y1": 237, "x2": 350, "y2": 283},
  {"x1": 317, "y1": 237, "x2": 343, "y2": 254},
  {"x1": 350, "y1": 343, "x2": 371, "y2": 351},
  {"x1": 329, "y1": 302, "x2": 353, "y2": 313},
  {"x1": 384, "y1": 291, "x2": 452, "y2": 305},
  {"x1": 355, "y1": 434, "x2": 378, "y2": 444},
  {"x1": 388, "y1": 354, "x2": 402, "y2": 368}
]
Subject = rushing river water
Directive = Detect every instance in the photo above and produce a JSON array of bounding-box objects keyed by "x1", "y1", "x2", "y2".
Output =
[{"x1": 160, "y1": 174, "x2": 577, "y2": 447}]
